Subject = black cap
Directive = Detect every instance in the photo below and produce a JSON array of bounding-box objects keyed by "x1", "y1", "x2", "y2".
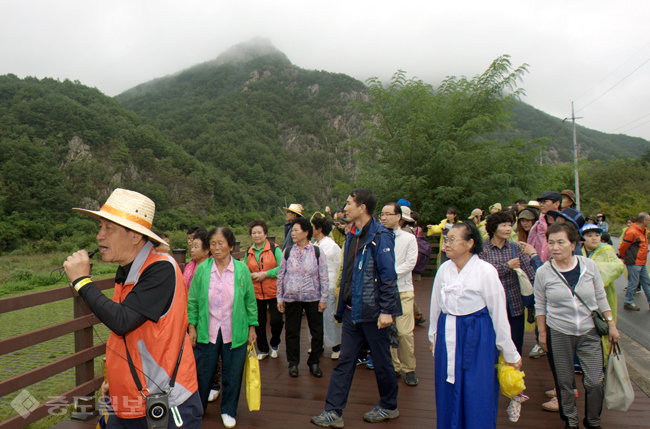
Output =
[
  {"x1": 537, "y1": 191, "x2": 562, "y2": 203},
  {"x1": 547, "y1": 208, "x2": 586, "y2": 231}
]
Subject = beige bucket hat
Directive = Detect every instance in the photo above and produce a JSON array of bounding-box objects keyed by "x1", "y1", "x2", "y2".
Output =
[
  {"x1": 73, "y1": 188, "x2": 167, "y2": 244},
  {"x1": 401, "y1": 206, "x2": 415, "y2": 223},
  {"x1": 283, "y1": 203, "x2": 304, "y2": 217},
  {"x1": 468, "y1": 208, "x2": 483, "y2": 220}
]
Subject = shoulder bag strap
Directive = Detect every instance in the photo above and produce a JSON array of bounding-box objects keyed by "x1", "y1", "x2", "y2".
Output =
[
  {"x1": 123, "y1": 333, "x2": 186, "y2": 394},
  {"x1": 549, "y1": 261, "x2": 591, "y2": 312},
  {"x1": 123, "y1": 337, "x2": 144, "y2": 393}
]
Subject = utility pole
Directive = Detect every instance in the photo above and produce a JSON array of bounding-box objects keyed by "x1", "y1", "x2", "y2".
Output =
[{"x1": 570, "y1": 102, "x2": 583, "y2": 211}]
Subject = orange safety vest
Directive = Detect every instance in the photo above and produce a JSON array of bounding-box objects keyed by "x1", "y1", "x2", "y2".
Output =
[
  {"x1": 105, "y1": 242, "x2": 198, "y2": 419},
  {"x1": 246, "y1": 239, "x2": 279, "y2": 300}
]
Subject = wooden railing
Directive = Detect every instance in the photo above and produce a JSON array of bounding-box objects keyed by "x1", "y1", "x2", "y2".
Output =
[
  {"x1": 425, "y1": 232, "x2": 442, "y2": 272},
  {"x1": 0, "y1": 278, "x2": 113, "y2": 429}
]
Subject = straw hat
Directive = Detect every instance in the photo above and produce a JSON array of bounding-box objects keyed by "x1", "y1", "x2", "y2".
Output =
[
  {"x1": 283, "y1": 203, "x2": 304, "y2": 217},
  {"x1": 73, "y1": 188, "x2": 167, "y2": 244},
  {"x1": 526, "y1": 200, "x2": 541, "y2": 209}
]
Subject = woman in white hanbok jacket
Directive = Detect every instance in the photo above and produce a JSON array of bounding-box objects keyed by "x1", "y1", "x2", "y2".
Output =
[
  {"x1": 312, "y1": 213, "x2": 342, "y2": 357},
  {"x1": 429, "y1": 222, "x2": 522, "y2": 429}
]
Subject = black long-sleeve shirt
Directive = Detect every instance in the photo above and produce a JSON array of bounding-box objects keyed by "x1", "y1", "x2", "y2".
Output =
[{"x1": 74, "y1": 261, "x2": 175, "y2": 336}]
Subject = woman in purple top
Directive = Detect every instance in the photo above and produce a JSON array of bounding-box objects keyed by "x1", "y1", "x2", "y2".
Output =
[{"x1": 277, "y1": 217, "x2": 329, "y2": 378}]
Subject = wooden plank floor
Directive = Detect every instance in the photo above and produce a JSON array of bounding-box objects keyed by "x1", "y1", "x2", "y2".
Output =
[{"x1": 54, "y1": 277, "x2": 649, "y2": 429}]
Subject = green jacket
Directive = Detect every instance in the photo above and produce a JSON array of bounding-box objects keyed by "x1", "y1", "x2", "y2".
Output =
[{"x1": 187, "y1": 257, "x2": 258, "y2": 348}]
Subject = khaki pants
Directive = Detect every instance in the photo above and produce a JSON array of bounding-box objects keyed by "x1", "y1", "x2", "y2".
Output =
[{"x1": 391, "y1": 290, "x2": 416, "y2": 373}]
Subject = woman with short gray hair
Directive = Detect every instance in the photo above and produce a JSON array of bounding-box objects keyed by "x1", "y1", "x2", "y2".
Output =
[{"x1": 534, "y1": 222, "x2": 619, "y2": 429}]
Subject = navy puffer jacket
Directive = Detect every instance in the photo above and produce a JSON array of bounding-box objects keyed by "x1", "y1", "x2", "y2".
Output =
[{"x1": 336, "y1": 217, "x2": 401, "y2": 323}]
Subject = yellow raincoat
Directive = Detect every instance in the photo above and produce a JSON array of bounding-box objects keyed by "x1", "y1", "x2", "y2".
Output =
[
  {"x1": 582, "y1": 243, "x2": 624, "y2": 355},
  {"x1": 428, "y1": 219, "x2": 452, "y2": 268}
]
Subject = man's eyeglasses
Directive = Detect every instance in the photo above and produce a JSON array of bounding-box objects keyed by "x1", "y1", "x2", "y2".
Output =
[{"x1": 380, "y1": 212, "x2": 397, "y2": 218}]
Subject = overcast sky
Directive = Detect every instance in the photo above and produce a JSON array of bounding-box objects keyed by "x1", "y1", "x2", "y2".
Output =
[{"x1": 3, "y1": 0, "x2": 650, "y2": 141}]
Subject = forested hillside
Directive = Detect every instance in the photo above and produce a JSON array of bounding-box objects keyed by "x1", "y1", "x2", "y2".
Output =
[
  {"x1": 0, "y1": 74, "x2": 221, "y2": 251},
  {"x1": 489, "y1": 101, "x2": 650, "y2": 162},
  {"x1": 1, "y1": 39, "x2": 649, "y2": 253},
  {"x1": 116, "y1": 39, "x2": 365, "y2": 212}
]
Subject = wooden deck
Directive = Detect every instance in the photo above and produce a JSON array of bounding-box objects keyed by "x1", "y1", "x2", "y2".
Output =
[{"x1": 54, "y1": 277, "x2": 649, "y2": 429}]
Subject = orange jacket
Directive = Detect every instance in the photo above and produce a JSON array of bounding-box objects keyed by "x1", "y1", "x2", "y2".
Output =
[
  {"x1": 106, "y1": 243, "x2": 198, "y2": 419},
  {"x1": 246, "y1": 240, "x2": 280, "y2": 300},
  {"x1": 619, "y1": 222, "x2": 648, "y2": 266}
]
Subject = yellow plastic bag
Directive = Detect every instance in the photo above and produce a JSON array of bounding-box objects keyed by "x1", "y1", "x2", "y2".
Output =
[
  {"x1": 244, "y1": 343, "x2": 261, "y2": 411},
  {"x1": 496, "y1": 354, "x2": 526, "y2": 398}
]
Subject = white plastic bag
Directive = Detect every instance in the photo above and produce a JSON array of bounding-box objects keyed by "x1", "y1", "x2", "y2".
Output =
[{"x1": 604, "y1": 343, "x2": 634, "y2": 411}]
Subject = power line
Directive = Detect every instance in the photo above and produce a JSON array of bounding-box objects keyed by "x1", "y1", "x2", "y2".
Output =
[
  {"x1": 573, "y1": 41, "x2": 650, "y2": 103},
  {"x1": 610, "y1": 111, "x2": 650, "y2": 133},
  {"x1": 620, "y1": 118, "x2": 650, "y2": 134},
  {"x1": 576, "y1": 55, "x2": 650, "y2": 114}
]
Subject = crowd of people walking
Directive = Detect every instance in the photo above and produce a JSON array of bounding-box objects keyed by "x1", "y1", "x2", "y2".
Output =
[{"x1": 61, "y1": 185, "x2": 642, "y2": 429}]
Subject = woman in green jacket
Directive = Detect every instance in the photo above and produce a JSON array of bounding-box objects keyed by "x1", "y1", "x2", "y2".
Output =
[{"x1": 188, "y1": 226, "x2": 258, "y2": 428}]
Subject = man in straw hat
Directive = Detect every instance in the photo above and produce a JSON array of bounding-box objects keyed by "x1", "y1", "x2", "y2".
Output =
[
  {"x1": 63, "y1": 188, "x2": 202, "y2": 429},
  {"x1": 283, "y1": 203, "x2": 304, "y2": 250}
]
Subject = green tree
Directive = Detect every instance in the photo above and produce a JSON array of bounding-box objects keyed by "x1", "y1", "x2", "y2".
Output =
[{"x1": 358, "y1": 56, "x2": 542, "y2": 222}]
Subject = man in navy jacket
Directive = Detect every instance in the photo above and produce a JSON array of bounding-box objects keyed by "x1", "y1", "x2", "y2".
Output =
[{"x1": 312, "y1": 188, "x2": 401, "y2": 428}]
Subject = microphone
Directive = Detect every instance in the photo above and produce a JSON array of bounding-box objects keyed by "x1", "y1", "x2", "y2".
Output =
[{"x1": 54, "y1": 249, "x2": 100, "y2": 278}]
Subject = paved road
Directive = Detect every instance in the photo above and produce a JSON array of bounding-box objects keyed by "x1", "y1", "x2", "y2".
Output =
[{"x1": 610, "y1": 236, "x2": 650, "y2": 350}]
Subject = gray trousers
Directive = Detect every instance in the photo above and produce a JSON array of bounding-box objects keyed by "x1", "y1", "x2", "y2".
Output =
[{"x1": 546, "y1": 327, "x2": 604, "y2": 428}]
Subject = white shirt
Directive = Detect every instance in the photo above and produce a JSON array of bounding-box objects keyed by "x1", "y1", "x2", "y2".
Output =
[
  {"x1": 316, "y1": 236, "x2": 341, "y2": 291},
  {"x1": 394, "y1": 228, "x2": 418, "y2": 293},
  {"x1": 429, "y1": 255, "x2": 520, "y2": 382}
]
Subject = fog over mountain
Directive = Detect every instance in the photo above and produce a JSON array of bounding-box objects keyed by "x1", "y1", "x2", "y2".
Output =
[{"x1": 2, "y1": 1, "x2": 649, "y2": 140}]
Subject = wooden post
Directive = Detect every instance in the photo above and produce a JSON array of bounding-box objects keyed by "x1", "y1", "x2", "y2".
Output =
[
  {"x1": 73, "y1": 274, "x2": 96, "y2": 420},
  {"x1": 172, "y1": 249, "x2": 187, "y2": 272}
]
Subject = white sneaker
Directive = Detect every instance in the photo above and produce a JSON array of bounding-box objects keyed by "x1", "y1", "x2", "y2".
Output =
[
  {"x1": 257, "y1": 352, "x2": 269, "y2": 360},
  {"x1": 331, "y1": 350, "x2": 340, "y2": 360},
  {"x1": 208, "y1": 389, "x2": 220, "y2": 402},
  {"x1": 221, "y1": 413, "x2": 236, "y2": 428},
  {"x1": 542, "y1": 396, "x2": 559, "y2": 412},
  {"x1": 528, "y1": 344, "x2": 546, "y2": 359},
  {"x1": 270, "y1": 347, "x2": 279, "y2": 359}
]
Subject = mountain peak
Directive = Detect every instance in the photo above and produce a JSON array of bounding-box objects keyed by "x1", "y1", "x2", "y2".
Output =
[{"x1": 209, "y1": 38, "x2": 290, "y2": 67}]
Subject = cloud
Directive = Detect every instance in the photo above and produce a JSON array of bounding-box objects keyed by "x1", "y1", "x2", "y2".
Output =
[{"x1": 2, "y1": 0, "x2": 649, "y2": 140}]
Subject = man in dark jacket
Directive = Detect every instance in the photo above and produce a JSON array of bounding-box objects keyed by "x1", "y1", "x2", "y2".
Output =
[
  {"x1": 282, "y1": 203, "x2": 304, "y2": 250},
  {"x1": 312, "y1": 188, "x2": 401, "y2": 428}
]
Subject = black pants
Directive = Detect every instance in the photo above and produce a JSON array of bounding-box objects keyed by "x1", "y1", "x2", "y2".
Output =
[
  {"x1": 508, "y1": 311, "x2": 525, "y2": 356},
  {"x1": 284, "y1": 301, "x2": 323, "y2": 366},
  {"x1": 256, "y1": 298, "x2": 284, "y2": 353},
  {"x1": 325, "y1": 307, "x2": 398, "y2": 414}
]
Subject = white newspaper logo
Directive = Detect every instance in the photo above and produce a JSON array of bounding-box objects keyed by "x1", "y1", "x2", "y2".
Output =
[{"x1": 11, "y1": 389, "x2": 39, "y2": 418}]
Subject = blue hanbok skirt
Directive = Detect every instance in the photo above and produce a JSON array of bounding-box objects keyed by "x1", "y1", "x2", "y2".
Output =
[{"x1": 435, "y1": 307, "x2": 500, "y2": 429}]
